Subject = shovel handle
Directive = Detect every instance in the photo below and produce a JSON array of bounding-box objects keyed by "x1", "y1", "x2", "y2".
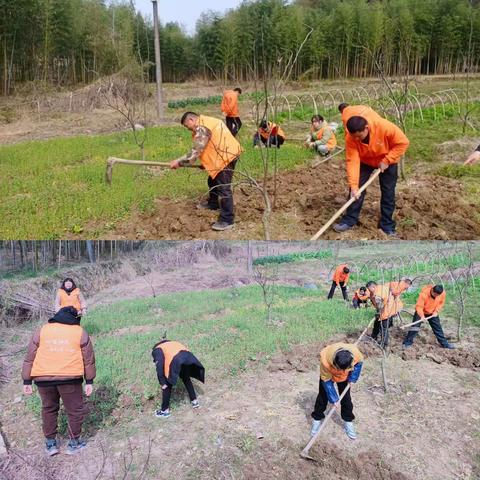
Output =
[
  {"x1": 301, "y1": 384, "x2": 352, "y2": 458},
  {"x1": 310, "y1": 169, "x2": 381, "y2": 240},
  {"x1": 400, "y1": 314, "x2": 435, "y2": 330}
]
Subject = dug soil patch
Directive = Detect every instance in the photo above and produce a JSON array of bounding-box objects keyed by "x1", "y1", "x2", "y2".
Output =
[{"x1": 107, "y1": 163, "x2": 479, "y2": 240}]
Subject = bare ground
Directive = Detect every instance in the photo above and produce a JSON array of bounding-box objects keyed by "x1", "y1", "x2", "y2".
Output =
[
  {"x1": 100, "y1": 161, "x2": 480, "y2": 241},
  {"x1": 1, "y1": 323, "x2": 479, "y2": 480}
]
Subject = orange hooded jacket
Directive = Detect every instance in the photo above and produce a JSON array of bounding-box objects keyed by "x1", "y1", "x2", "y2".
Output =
[
  {"x1": 415, "y1": 285, "x2": 446, "y2": 317},
  {"x1": 345, "y1": 117, "x2": 410, "y2": 190},
  {"x1": 332, "y1": 264, "x2": 349, "y2": 285},
  {"x1": 341, "y1": 105, "x2": 382, "y2": 130}
]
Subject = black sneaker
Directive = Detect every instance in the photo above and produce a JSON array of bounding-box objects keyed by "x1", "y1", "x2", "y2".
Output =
[
  {"x1": 212, "y1": 222, "x2": 234, "y2": 232},
  {"x1": 333, "y1": 223, "x2": 353, "y2": 233},
  {"x1": 442, "y1": 343, "x2": 456, "y2": 349},
  {"x1": 197, "y1": 201, "x2": 219, "y2": 211},
  {"x1": 45, "y1": 439, "x2": 59, "y2": 457},
  {"x1": 65, "y1": 438, "x2": 87, "y2": 455},
  {"x1": 382, "y1": 230, "x2": 398, "y2": 238}
]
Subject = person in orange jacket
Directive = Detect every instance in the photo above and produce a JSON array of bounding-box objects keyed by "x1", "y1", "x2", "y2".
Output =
[
  {"x1": 152, "y1": 339, "x2": 205, "y2": 418},
  {"x1": 221, "y1": 87, "x2": 242, "y2": 137},
  {"x1": 388, "y1": 278, "x2": 412, "y2": 298},
  {"x1": 352, "y1": 286, "x2": 370, "y2": 308},
  {"x1": 464, "y1": 144, "x2": 480, "y2": 166},
  {"x1": 254, "y1": 120, "x2": 286, "y2": 148},
  {"x1": 370, "y1": 282, "x2": 403, "y2": 348},
  {"x1": 403, "y1": 285, "x2": 455, "y2": 349},
  {"x1": 55, "y1": 278, "x2": 87, "y2": 316},
  {"x1": 333, "y1": 114, "x2": 410, "y2": 236},
  {"x1": 22, "y1": 307, "x2": 96, "y2": 456},
  {"x1": 327, "y1": 264, "x2": 350, "y2": 301},
  {"x1": 171, "y1": 112, "x2": 243, "y2": 232},
  {"x1": 338, "y1": 103, "x2": 382, "y2": 131},
  {"x1": 305, "y1": 115, "x2": 337, "y2": 156},
  {"x1": 311, "y1": 342, "x2": 364, "y2": 440}
]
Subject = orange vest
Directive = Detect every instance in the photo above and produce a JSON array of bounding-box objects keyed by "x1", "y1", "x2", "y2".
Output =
[
  {"x1": 320, "y1": 342, "x2": 363, "y2": 383},
  {"x1": 389, "y1": 281, "x2": 410, "y2": 298},
  {"x1": 332, "y1": 264, "x2": 349, "y2": 285},
  {"x1": 311, "y1": 124, "x2": 337, "y2": 150},
  {"x1": 156, "y1": 341, "x2": 189, "y2": 379},
  {"x1": 416, "y1": 285, "x2": 446, "y2": 316},
  {"x1": 31, "y1": 323, "x2": 84, "y2": 377},
  {"x1": 375, "y1": 284, "x2": 403, "y2": 320},
  {"x1": 259, "y1": 122, "x2": 285, "y2": 140},
  {"x1": 197, "y1": 115, "x2": 242, "y2": 179},
  {"x1": 354, "y1": 289, "x2": 370, "y2": 301},
  {"x1": 221, "y1": 90, "x2": 239, "y2": 117},
  {"x1": 58, "y1": 288, "x2": 82, "y2": 312}
]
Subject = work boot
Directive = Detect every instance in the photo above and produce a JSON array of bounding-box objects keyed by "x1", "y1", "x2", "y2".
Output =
[
  {"x1": 45, "y1": 438, "x2": 59, "y2": 457},
  {"x1": 197, "y1": 200, "x2": 219, "y2": 211},
  {"x1": 333, "y1": 223, "x2": 353, "y2": 233},
  {"x1": 442, "y1": 343, "x2": 456, "y2": 349},
  {"x1": 65, "y1": 438, "x2": 87, "y2": 455},
  {"x1": 310, "y1": 419, "x2": 323, "y2": 436},
  {"x1": 191, "y1": 399, "x2": 200, "y2": 409},
  {"x1": 343, "y1": 421, "x2": 357, "y2": 440},
  {"x1": 211, "y1": 221, "x2": 234, "y2": 232},
  {"x1": 155, "y1": 408, "x2": 171, "y2": 418}
]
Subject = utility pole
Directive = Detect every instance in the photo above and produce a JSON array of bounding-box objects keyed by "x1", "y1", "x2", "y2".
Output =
[{"x1": 152, "y1": 0, "x2": 164, "y2": 122}]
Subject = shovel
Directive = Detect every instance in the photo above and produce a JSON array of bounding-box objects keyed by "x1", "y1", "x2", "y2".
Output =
[
  {"x1": 310, "y1": 169, "x2": 381, "y2": 240},
  {"x1": 400, "y1": 314, "x2": 435, "y2": 330},
  {"x1": 300, "y1": 316, "x2": 375, "y2": 461},
  {"x1": 105, "y1": 156, "x2": 202, "y2": 184},
  {"x1": 311, "y1": 147, "x2": 345, "y2": 168}
]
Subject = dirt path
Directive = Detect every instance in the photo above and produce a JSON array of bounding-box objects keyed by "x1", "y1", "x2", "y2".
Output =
[
  {"x1": 105, "y1": 162, "x2": 480, "y2": 241},
  {"x1": 2, "y1": 326, "x2": 479, "y2": 480}
]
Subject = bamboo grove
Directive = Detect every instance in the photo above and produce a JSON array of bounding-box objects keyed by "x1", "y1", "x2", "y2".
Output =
[{"x1": 0, "y1": 0, "x2": 479, "y2": 95}]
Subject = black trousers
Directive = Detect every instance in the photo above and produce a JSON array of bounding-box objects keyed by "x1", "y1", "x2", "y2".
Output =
[
  {"x1": 161, "y1": 371, "x2": 197, "y2": 411},
  {"x1": 371, "y1": 315, "x2": 392, "y2": 348},
  {"x1": 327, "y1": 281, "x2": 348, "y2": 301},
  {"x1": 403, "y1": 312, "x2": 449, "y2": 347},
  {"x1": 312, "y1": 380, "x2": 354, "y2": 422},
  {"x1": 352, "y1": 298, "x2": 368, "y2": 309},
  {"x1": 226, "y1": 117, "x2": 242, "y2": 137},
  {"x1": 341, "y1": 163, "x2": 398, "y2": 232},
  {"x1": 253, "y1": 133, "x2": 285, "y2": 148},
  {"x1": 207, "y1": 159, "x2": 237, "y2": 224}
]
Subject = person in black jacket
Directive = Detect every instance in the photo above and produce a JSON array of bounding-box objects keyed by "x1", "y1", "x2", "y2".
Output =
[{"x1": 151, "y1": 339, "x2": 205, "y2": 418}]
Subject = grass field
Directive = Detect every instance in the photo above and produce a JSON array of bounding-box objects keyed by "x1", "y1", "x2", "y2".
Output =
[
  {"x1": 23, "y1": 268, "x2": 479, "y2": 434},
  {"x1": 0, "y1": 94, "x2": 479, "y2": 238},
  {"x1": 24, "y1": 283, "x2": 372, "y2": 432},
  {"x1": 0, "y1": 127, "x2": 312, "y2": 238}
]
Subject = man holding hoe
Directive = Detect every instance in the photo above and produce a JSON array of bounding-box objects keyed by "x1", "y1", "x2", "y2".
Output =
[{"x1": 171, "y1": 112, "x2": 243, "y2": 232}]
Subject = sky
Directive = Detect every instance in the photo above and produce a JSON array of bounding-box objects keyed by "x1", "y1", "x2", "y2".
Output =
[{"x1": 133, "y1": 0, "x2": 244, "y2": 35}]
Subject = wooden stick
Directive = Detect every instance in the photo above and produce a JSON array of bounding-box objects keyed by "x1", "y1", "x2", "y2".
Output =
[
  {"x1": 355, "y1": 316, "x2": 376, "y2": 345},
  {"x1": 105, "y1": 156, "x2": 202, "y2": 184},
  {"x1": 310, "y1": 169, "x2": 382, "y2": 240},
  {"x1": 311, "y1": 147, "x2": 345, "y2": 168},
  {"x1": 301, "y1": 384, "x2": 351, "y2": 460},
  {"x1": 400, "y1": 314, "x2": 435, "y2": 330}
]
